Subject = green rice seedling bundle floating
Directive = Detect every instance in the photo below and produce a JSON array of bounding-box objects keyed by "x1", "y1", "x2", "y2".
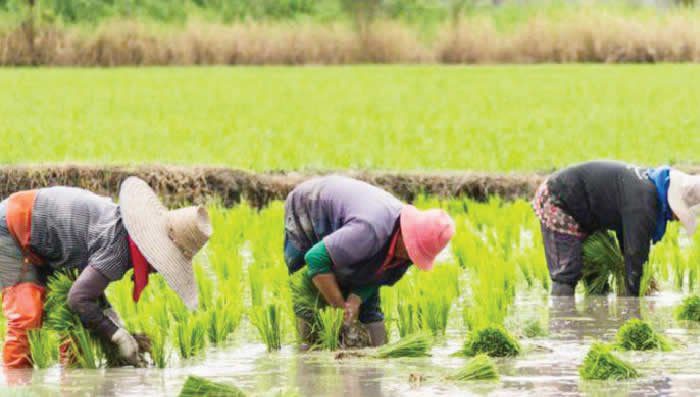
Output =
[
  {"x1": 522, "y1": 319, "x2": 548, "y2": 338},
  {"x1": 446, "y1": 354, "x2": 500, "y2": 381},
  {"x1": 579, "y1": 342, "x2": 639, "y2": 380},
  {"x1": 458, "y1": 326, "x2": 521, "y2": 358},
  {"x1": 615, "y1": 318, "x2": 672, "y2": 352},
  {"x1": 676, "y1": 295, "x2": 700, "y2": 322},
  {"x1": 179, "y1": 375, "x2": 246, "y2": 397},
  {"x1": 373, "y1": 333, "x2": 433, "y2": 359}
]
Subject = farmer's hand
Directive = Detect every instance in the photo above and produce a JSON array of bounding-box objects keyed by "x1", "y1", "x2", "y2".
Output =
[
  {"x1": 344, "y1": 294, "x2": 362, "y2": 325},
  {"x1": 111, "y1": 328, "x2": 140, "y2": 366}
]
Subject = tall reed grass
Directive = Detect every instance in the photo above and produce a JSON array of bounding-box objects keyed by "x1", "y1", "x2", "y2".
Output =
[{"x1": 6, "y1": 8, "x2": 700, "y2": 66}]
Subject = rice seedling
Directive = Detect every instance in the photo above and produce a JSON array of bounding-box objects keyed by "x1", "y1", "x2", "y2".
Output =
[
  {"x1": 179, "y1": 375, "x2": 246, "y2": 397},
  {"x1": 148, "y1": 325, "x2": 170, "y2": 369},
  {"x1": 316, "y1": 307, "x2": 344, "y2": 351},
  {"x1": 250, "y1": 304, "x2": 283, "y2": 352},
  {"x1": 27, "y1": 328, "x2": 57, "y2": 369},
  {"x1": 397, "y1": 301, "x2": 421, "y2": 338},
  {"x1": 175, "y1": 314, "x2": 207, "y2": 360},
  {"x1": 615, "y1": 318, "x2": 672, "y2": 352},
  {"x1": 206, "y1": 297, "x2": 243, "y2": 346},
  {"x1": 458, "y1": 326, "x2": 520, "y2": 358},
  {"x1": 675, "y1": 295, "x2": 700, "y2": 322},
  {"x1": 43, "y1": 269, "x2": 110, "y2": 368},
  {"x1": 522, "y1": 319, "x2": 548, "y2": 338},
  {"x1": 579, "y1": 342, "x2": 639, "y2": 380},
  {"x1": 446, "y1": 354, "x2": 499, "y2": 381},
  {"x1": 582, "y1": 231, "x2": 625, "y2": 296},
  {"x1": 372, "y1": 333, "x2": 432, "y2": 359}
]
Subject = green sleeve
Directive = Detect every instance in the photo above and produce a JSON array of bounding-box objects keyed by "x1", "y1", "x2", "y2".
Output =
[
  {"x1": 305, "y1": 241, "x2": 333, "y2": 278},
  {"x1": 351, "y1": 285, "x2": 377, "y2": 303}
]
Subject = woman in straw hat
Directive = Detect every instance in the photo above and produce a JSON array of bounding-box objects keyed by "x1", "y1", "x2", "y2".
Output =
[
  {"x1": 533, "y1": 160, "x2": 700, "y2": 296},
  {"x1": 284, "y1": 175, "x2": 455, "y2": 348},
  {"x1": 0, "y1": 176, "x2": 211, "y2": 368}
]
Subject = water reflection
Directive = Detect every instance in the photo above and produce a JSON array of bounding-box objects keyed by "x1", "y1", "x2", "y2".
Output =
[
  {"x1": 2, "y1": 293, "x2": 700, "y2": 396},
  {"x1": 294, "y1": 354, "x2": 384, "y2": 397}
]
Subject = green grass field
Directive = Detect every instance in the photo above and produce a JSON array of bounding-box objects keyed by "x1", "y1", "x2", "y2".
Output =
[{"x1": 2, "y1": 65, "x2": 699, "y2": 171}]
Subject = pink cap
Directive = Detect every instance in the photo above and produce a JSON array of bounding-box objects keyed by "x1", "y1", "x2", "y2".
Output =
[{"x1": 400, "y1": 205, "x2": 456, "y2": 271}]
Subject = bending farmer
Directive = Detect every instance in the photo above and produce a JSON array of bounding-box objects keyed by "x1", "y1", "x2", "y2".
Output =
[
  {"x1": 533, "y1": 160, "x2": 700, "y2": 296},
  {"x1": 0, "y1": 177, "x2": 211, "y2": 368},
  {"x1": 284, "y1": 175, "x2": 455, "y2": 347}
]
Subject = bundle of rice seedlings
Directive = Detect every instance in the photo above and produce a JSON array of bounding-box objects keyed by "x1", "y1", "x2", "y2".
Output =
[
  {"x1": 397, "y1": 301, "x2": 420, "y2": 338},
  {"x1": 372, "y1": 333, "x2": 432, "y2": 359},
  {"x1": 27, "y1": 328, "x2": 57, "y2": 369},
  {"x1": 43, "y1": 269, "x2": 110, "y2": 368},
  {"x1": 676, "y1": 295, "x2": 700, "y2": 322},
  {"x1": 446, "y1": 354, "x2": 499, "y2": 381},
  {"x1": 178, "y1": 375, "x2": 246, "y2": 397},
  {"x1": 615, "y1": 318, "x2": 672, "y2": 352},
  {"x1": 316, "y1": 307, "x2": 344, "y2": 351},
  {"x1": 523, "y1": 319, "x2": 548, "y2": 338},
  {"x1": 289, "y1": 270, "x2": 327, "y2": 322},
  {"x1": 250, "y1": 304, "x2": 283, "y2": 352},
  {"x1": 206, "y1": 296, "x2": 242, "y2": 345},
  {"x1": 582, "y1": 231, "x2": 625, "y2": 296},
  {"x1": 579, "y1": 342, "x2": 639, "y2": 380},
  {"x1": 175, "y1": 314, "x2": 207, "y2": 359},
  {"x1": 459, "y1": 326, "x2": 520, "y2": 358}
]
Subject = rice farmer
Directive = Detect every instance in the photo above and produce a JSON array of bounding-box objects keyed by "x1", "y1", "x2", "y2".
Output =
[
  {"x1": 533, "y1": 160, "x2": 700, "y2": 296},
  {"x1": 0, "y1": 177, "x2": 211, "y2": 368},
  {"x1": 284, "y1": 175, "x2": 455, "y2": 347}
]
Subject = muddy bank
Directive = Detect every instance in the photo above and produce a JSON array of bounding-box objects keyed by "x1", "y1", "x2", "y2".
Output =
[{"x1": 1, "y1": 164, "x2": 696, "y2": 208}]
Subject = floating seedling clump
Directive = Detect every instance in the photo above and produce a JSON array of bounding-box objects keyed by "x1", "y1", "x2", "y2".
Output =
[
  {"x1": 179, "y1": 375, "x2": 246, "y2": 397},
  {"x1": 446, "y1": 354, "x2": 500, "y2": 381},
  {"x1": 459, "y1": 326, "x2": 520, "y2": 358},
  {"x1": 676, "y1": 295, "x2": 700, "y2": 322},
  {"x1": 522, "y1": 319, "x2": 548, "y2": 338},
  {"x1": 373, "y1": 333, "x2": 432, "y2": 359},
  {"x1": 582, "y1": 231, "x2": 625, "y2": 296},
  {"x1": 615, "y1": 318, "x2": 671, "y2": 352},
  {"x1": 579, "y1": 342, "x2": 639, "y2": 380}
]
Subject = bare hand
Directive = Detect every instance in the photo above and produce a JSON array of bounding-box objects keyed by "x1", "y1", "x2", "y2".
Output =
[{"x1": 344, "y1": 294, "x2": 362, "y2": 325}]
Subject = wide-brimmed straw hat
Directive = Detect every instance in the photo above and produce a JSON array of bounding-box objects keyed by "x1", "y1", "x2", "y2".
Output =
[
  {"x1": 119, "y1": 176, "x2": 212, "y2": 310},
  {"x1": 400, "y1": 205, "x2": 456, "y2": 271},
  {"x1": 669, "y1": 170, "x2": 700, "y2": 237}
]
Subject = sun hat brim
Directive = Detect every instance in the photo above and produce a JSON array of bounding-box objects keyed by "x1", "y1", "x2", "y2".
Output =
[
  {"x1": 400, "y1": 205, "x2": 434, "y2": 271},
  {"x1": 669, "y1": 170, "x2": 698, "y2": 237},
  {"x1": 119, "y1": 177, "x2": 199, "y2": 310}
]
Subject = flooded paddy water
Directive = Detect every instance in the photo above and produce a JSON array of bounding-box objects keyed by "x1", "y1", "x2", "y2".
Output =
[{"x1": 3, "y1": 292, "x2": 700, "y2": 397}]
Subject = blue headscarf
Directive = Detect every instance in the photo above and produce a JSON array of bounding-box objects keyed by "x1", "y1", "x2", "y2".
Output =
[{"x1": 647, "y1": 166, "x2": 673, "y2": 244}]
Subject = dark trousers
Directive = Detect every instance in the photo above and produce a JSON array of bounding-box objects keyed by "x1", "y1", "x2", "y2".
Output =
[
  {"x1": 540, "y1": 223, "x2": 586, "y2": 291},
  {"x1": 284, "y1": 233, "x2": 383, "y2": 324}
]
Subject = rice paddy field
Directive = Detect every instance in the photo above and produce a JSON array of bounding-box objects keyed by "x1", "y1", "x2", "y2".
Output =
[
  {"x1": 1, "y1": 65, "x2": 700, "y2": 171},
  {"x1": 2, "y1": 197, "x2": 700, "y2": 395},
  {"x1": 3, "y1": 65, "x2": 700, "y2": 396}
]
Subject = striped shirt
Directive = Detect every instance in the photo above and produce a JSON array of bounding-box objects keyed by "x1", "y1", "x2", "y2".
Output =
[{"x1": 30, "y1": 187, "x2": 131, "y2": 281}]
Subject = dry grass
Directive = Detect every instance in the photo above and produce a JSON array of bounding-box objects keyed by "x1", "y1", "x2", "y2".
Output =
[
  {"x1": 4, "y1": 12, "x2": 700, "y2": 65},
  {"x1": 437, "y1": 13, "x2": 700, "y2": 63},
  {"x1": 0, "y1": 20, "x2": 429, "y2": 66}
]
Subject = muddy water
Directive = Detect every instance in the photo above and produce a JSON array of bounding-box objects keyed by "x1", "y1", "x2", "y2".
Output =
[{"x1": 3, "y1": 293, "x2": 700, "y2": 397}]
